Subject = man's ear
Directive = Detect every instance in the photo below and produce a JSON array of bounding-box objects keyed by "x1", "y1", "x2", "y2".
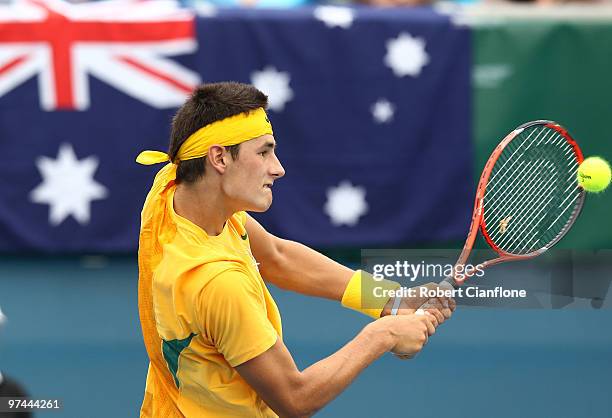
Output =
[{"x1": 207, "y1": 145, "x2": 228, "y2": 174}]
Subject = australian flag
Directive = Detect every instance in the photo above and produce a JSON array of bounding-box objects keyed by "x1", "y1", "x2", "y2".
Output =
[{"x1": 0, "y1": 0, "x2": 471, "y2": 252}]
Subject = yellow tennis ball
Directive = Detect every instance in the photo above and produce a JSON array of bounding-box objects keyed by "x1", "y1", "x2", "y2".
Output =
[{"x1": 577, "y1": 156, "x2": 611, "y2": 193}]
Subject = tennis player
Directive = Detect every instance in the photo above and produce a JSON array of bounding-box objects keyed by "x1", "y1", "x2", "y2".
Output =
[{"x1": 136, "y1": 82, "x2": 454, "y2": 418}]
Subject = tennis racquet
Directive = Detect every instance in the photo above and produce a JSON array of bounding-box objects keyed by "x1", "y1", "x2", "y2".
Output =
[{"x1": 394, "y1": 120, "x2": 586, "y2": 317}]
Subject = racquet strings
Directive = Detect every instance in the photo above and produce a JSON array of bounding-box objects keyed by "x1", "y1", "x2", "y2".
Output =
[{"x1": 482, "y1": 124, "x2": 582, "y2": 255}]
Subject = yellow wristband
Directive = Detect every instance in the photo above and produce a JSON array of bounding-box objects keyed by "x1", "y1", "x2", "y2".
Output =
[{"x1": 341, "y1": 270, "x2": 401, "y2": 319}]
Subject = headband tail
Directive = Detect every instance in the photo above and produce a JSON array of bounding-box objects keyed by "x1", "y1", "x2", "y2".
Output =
[{"x1": 136, "y1": 151, "x2": 171, "y2": 165}]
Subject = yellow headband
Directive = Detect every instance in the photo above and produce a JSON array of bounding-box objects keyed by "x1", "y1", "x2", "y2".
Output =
[{"x1": 136, "y1": 107, "x2": 273, "y2": 165}]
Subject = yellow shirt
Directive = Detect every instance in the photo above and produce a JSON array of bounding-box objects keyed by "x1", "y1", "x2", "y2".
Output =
[{"x1": 138, "y1": 167, "x2": 282, "y2": 418}]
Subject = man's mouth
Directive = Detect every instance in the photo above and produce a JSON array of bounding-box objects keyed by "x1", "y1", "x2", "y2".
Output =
[{"x1": 264, "y1": 182, "x2": 273, "y2": 189}]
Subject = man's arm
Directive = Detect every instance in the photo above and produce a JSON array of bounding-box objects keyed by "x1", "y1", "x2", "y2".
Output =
[
  {"x1": 235, "y1": 314, "x2": 435, "y2": 418},
  {"x1": 246, "y1": 214, "x2": 353, "y2": 301},
  {"x1": 246, "y1": 215, "x2": 455, "y2": 323}
]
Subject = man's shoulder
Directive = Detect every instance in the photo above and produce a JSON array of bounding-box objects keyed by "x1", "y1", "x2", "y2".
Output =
[
  {"x1": 195, "y1": 263, "x2": 256, "y2": 292},
  {"x1": 160, "y1": 254, "x2": 255, "y2": 298}
]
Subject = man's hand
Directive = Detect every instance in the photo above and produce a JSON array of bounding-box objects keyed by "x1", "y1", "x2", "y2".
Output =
[
  {"x1": 370, "y1": 313, "x2": 437, "y2": 359},
  {"x1": 380, "y1": 283, "x2": 456, "y2": 327}
]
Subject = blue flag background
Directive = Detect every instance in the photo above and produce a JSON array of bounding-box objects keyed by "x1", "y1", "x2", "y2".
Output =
[{"x1": 0, "y1": 6, "x2": 471, "y2": 252}]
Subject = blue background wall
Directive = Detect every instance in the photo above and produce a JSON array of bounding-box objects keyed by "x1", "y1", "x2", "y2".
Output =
[{"x1": 1, "y1": 256, "x2": 611, "y2": 418}]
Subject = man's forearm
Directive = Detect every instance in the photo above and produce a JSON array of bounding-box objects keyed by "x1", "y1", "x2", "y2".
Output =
[
  {"x1": 259, "y1": 238, "x2": 353, "y2": 301},
  {"x1": 291, "y1": 322, "x2": 393, "y2": 417},
  {"x1": 236, "y1": 315, "x2": 433, "y2": 418}
]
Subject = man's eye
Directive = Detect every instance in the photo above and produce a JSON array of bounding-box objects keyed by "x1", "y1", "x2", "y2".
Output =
[{"x1": 259, "y1": 151, "x2": 268, "y2": 156}]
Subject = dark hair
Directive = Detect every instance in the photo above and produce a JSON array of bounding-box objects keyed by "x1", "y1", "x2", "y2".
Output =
[{"x1": 168, "y1": 82, "x2": 268, "y2": 184}]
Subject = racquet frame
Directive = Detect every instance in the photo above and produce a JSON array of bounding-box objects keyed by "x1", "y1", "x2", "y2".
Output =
[{"x1": 445, "y1": 120, "x2": 585, "y2": 288}]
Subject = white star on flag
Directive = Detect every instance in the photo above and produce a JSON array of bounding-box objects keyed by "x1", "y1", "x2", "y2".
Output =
[
  {"x1": 384, "y1": 32, "x2": 429, "y2": 77},
  {"x1": 30, "y1": 143, "x2": 108, "y2": 226},
  {"x1": 371, "y1": 99, "x2": 395, "y2": 124},
  {"x1": 251, "y1": 66, "x2": 294, "y2": 112},
  {"x1": 313, "y1": 6, "x2": 355, "y2": 29},
  {"x1": 324, "y1": 181, "x2": 368, "y2": 226}
]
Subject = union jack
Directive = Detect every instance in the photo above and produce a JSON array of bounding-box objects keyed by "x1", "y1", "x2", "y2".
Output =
[{"x1": 0, "y1": 0, "x2": 200, "y2": 110}]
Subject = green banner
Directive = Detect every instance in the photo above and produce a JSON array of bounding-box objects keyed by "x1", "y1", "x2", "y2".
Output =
[{"x1": 474, "y1": 18, "x2": 612, "y2": 249}]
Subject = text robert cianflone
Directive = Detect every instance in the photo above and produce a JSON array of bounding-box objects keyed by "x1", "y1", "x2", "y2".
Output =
[
  {"x1": 373, "y1": 286, "x2": 527, "y2": 299},
  {"x1": 371, "y1": 261, "x2": 485, "y2": 282}
]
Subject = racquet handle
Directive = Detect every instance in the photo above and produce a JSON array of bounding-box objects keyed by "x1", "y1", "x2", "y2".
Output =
[
  {"x1": 415, "y1": 278, "x2": 456, "y2": 315},
  {"x1": 391, "y1": 279, "x2": 457, "y2": 359}
]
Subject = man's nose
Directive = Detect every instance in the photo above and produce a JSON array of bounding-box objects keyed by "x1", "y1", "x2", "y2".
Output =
[{"x1": 271, "y1": 154, "x2": 285, "y2": 178}]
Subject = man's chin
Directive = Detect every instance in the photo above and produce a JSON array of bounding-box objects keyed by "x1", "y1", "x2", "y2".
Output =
[{"x1": 245, "y1": 198, "x2": 273, "y2": 213}]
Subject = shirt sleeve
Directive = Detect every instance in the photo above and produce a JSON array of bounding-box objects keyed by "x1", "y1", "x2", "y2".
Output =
[{"x1": 197, "y1": 268, "x2": 278, "y2": 367}]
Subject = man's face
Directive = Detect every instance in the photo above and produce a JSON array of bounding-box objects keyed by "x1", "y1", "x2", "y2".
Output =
[{"x1": 222, "y1": 134, "x2": 285, "y2": 212}]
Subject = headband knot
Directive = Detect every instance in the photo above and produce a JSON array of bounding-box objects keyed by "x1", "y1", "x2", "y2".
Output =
[{"x1": 136, "y1": 107, "x2": 273, "y2": 166}]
